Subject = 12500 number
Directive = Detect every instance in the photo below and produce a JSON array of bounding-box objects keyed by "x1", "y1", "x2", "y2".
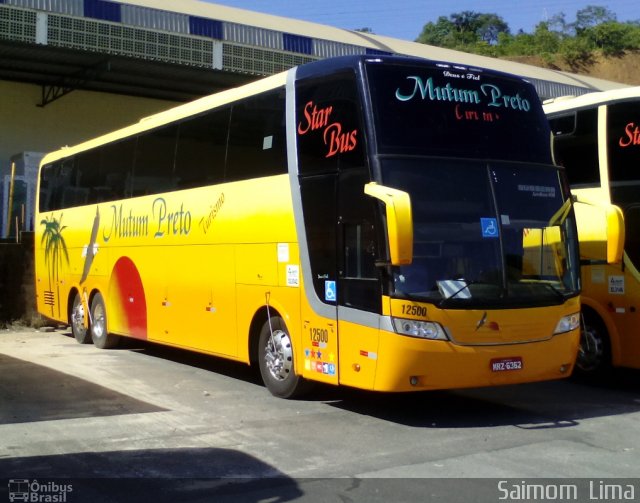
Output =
[
  {"x1": 310, "y1": 328, "x2": 329, "y2": 343},
  {"x1": 401, "y1": 304, "x2": 427, "y2": 317}
]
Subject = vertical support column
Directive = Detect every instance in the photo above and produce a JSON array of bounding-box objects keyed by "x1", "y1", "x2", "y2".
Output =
[
  {"x1": 35, "y1": 11, "x2": 48, "y2": 45},
  {"x1": 4, "y1": 162, "x2": 16, "y2": 238},
  {"x1": 212, "y1": 40, "x2": 223, "y2": 70}
]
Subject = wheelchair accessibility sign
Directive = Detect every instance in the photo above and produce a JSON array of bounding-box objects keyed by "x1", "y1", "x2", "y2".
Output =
[
  {"x1": 325, "y1": 280, "x2": 337, "y2": 302},
  {"x1": 480, "y1": 218, "x2": 499, "y2": 238}
]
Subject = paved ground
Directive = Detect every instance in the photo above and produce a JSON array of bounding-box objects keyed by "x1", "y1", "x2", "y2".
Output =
[{"x1": 0, "y1": 328, "x2": 639, "y2": 502}]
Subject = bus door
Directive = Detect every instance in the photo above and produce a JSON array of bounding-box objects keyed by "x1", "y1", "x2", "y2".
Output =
[
  {"x1": 295, "y1": 71, "x2": 372, "y2": 385},
  {"x1": 298, "y1": 162, "x2": 381, "y2": 389},
  {"x1": 298, "y1": 172, "x2": 340, "y2": 385},
  {"x1": 606, "y1": 101, "x2": 640, "y2": 365},
  {"x1": 336, "y1": 164, "x2": 384, "y2": 389}
]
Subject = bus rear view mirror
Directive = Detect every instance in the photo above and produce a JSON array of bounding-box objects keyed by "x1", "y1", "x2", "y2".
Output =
[
  {"x1": 364, "y1": 182, "x2": 413, "y2": 266},
  {"x1": 575, "y1": 200, "x2": 625, "y2": 266},
  {"x1": 606, "y1": 204, "x2": 625, "y2": 265}
]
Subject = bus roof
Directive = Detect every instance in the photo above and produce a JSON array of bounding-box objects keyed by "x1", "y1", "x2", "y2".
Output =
[{"x1": 544, "y1": 86, "x2": 640, "y2": 114}]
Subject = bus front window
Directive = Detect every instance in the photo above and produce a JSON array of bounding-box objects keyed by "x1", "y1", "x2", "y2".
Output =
[{"x1": 381, "y1": 158, "x2": 580, "y2": 307}]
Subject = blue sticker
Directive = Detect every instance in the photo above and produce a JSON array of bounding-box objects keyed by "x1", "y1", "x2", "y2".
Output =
[
  {"x1": 325, "y1": 280, "x2": 337, "y2": 302},
  {"x1": 322, "y1": 363, "x2": 336, "y2": 376},
  {"x1": 480, "y1": 218, "x2": 499, "y2": 238}
]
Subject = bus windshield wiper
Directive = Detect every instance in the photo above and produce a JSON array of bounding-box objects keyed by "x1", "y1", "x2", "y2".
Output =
[
  {"x1": 538, "y1": 282, "x2": 566, "y2": 302},
  {"x1": 437, "y1": 279, "x2": 476, "y2": 308},
  {"x1": 437, "y1": 279, "x2": 505, "y2": 308}
]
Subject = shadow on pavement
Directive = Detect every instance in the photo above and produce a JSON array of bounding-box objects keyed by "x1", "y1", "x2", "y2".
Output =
[
  {"x1": 0, "y1": 354, "x2": 164, "y2": 425},
  {"x1": 322, "y1": 373, "x2": 640, "y2": 429},
  {"x1": 0, "y1": 447, "x2": 302, "y2": 503},
  {"x1": 52, "y1": 331, "x2": 640, "y2": 431}
]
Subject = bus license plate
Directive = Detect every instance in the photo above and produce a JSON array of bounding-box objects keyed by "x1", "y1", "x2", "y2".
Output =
[{"x1": 490, "y1": 357, "x2": 523, "y2": 372}]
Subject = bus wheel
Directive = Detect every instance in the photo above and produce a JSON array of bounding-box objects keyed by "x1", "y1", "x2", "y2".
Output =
[
  {"x1": 71, "y1": 293, "x2": 91, "y2": 344},
  {"x1": 90, "y1": 293, "x2": 119, "y2": 349},
  {"x1": 576, "y1": 312, "x2": 611, "y2": 375},
  {"x1": 258, "y1": 316, "x2": 309, "y2": 398}
]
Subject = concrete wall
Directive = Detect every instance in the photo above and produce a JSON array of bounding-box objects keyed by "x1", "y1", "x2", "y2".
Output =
[{"x1": 0, "y1": 233, "x2": 34, "y2": 324}]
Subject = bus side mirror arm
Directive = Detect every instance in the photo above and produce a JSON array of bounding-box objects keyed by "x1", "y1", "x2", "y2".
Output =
[{"x1": 364, "y1": 182, "x2": 413, "y2": 266}]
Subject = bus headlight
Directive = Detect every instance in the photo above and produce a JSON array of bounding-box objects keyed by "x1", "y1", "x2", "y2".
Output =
[
  {"x1": 392, "y1": 318, "x2": 449, "y2": 340},
  {"x1": 554, "y1": 313, "x2": 580, "y2": 334}
]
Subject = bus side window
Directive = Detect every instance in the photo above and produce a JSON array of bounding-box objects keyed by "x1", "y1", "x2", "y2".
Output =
[
  {"x1": 175, "y1": 108, "x2": 229, "y2": 189},
  {"x1": 132, "y1": 125, "x2": 179, "y2": 196},
  {"x1": 226, "y1": 89, "x2": 286, "y2": 182},
  {"x1": 550, "y1": 108, "x2": 600, "y2": 187},
  {"x1": 51, "y1": 157, "x2": 79, "y2": 210},
  {"x1": 99, "y1": 139, "x2": 135, "y2": 201},
  {"x1": 38, "y1": 164, "x2": 53, "y2": 212}
]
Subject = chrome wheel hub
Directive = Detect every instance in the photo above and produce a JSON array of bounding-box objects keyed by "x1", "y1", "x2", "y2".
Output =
[
  {"x1": 92, "y1": 303, "x2": 106, "y2": 339},
  {"x1": 72, "y1": 302, "x2": 86, "y2": 334},
  {"x1": 264, "y1": 329, "x2": 293, "y2": 381}
]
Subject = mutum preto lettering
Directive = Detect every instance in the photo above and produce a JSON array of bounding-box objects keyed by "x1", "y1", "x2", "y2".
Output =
[
  {"x1": 481, "y1": 84, "x2": 531, "y2": 111},
  {"x1": 153, "y1": 197, "x2": 192, "y2": 238},
  {"x1": 103, "y1": 204, "x2": 149, "y2": 242},
  {"x1": 395, "y1": 76, "x2": 481, "y2": 104}
]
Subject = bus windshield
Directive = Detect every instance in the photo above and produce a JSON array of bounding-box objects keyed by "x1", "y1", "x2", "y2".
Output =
[
  {"x1": 365, "y1": 60, "x2": 579, "y2": 308},
  {"x1": 381, "y1": 158, "x2": 580, "y2": 307}
]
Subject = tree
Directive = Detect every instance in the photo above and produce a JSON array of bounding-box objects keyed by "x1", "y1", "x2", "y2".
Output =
[
  {"x1": 574, "y1": 5, "x2": 616, "y2": 34},
  {"x1": 416, "y1": 11, "x2": 509, "y2": 48},
  {"x1": 546, "y1": 12, "x2": 571, "y2": 37},
  {"x1": 475, "y1": 13, "x2": 510, "y2": 44},
  {"x1": 622, "y1": 22, "x2": 640, "y2": 50},
  {"x1": 532, "y1": 21, "x2": 562, "y2": 54},
  {"x1": 559, "y1": 36, "x2": 594, "y2": 70},
  {"x1": 416, "y1": 16, "x2": 458, "y2": 47},
  {"x1": 414, "y1": 6, "x2": 637, "y2": 62},
  {"x1": 588, "y1": 21, "x2": 629, "y2": 55}
]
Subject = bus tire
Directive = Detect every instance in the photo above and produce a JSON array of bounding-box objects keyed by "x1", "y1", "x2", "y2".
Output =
[
  {"x1": 258, "y1": 316, "x2": 310, "y2": 399},
  {"x1": 90, "y1": 292, "x2": 120, "y2": 349},
  {"x1": 576, "y1": 311, "x2": 611, "y2": 376},
  {"x1": 71, "y1": 292, "x2": 91, "y2": 344}
]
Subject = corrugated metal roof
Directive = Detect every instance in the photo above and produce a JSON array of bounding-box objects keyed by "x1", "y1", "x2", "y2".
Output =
[
  {"x1": 0, "y1": 0, "x2": 628, "y2": 101},
  {"x1": 108, "y1": 0, "x2": 626, "y2": 93}
]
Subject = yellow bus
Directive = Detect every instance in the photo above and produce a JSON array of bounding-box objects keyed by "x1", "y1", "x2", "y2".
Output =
[
  {"x1": 545, "y1": 87, "x2": 638, "y2": 374},
  {"x1": 36, "y1": 56, "x2": 586, "y2": 398}
]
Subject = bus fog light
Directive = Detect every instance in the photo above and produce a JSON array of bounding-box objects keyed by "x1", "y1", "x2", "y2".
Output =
[
  {"x1": 559, "y1": 364, "x2": 570, "y2": 374},
  {"x1": 410, "y1": 376, "x2": 419, "y2": 386},
  {"x1": 554, "y1": 313, "x2": 580, "y2": 334},
  {"x1": 392, "y1": 318, "x2": 448, "y2": 340}
]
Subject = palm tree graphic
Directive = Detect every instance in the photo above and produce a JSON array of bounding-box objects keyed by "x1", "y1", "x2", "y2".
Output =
[{"x1": 41, "y1": 214, "x2": 69, "y2": 317}]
